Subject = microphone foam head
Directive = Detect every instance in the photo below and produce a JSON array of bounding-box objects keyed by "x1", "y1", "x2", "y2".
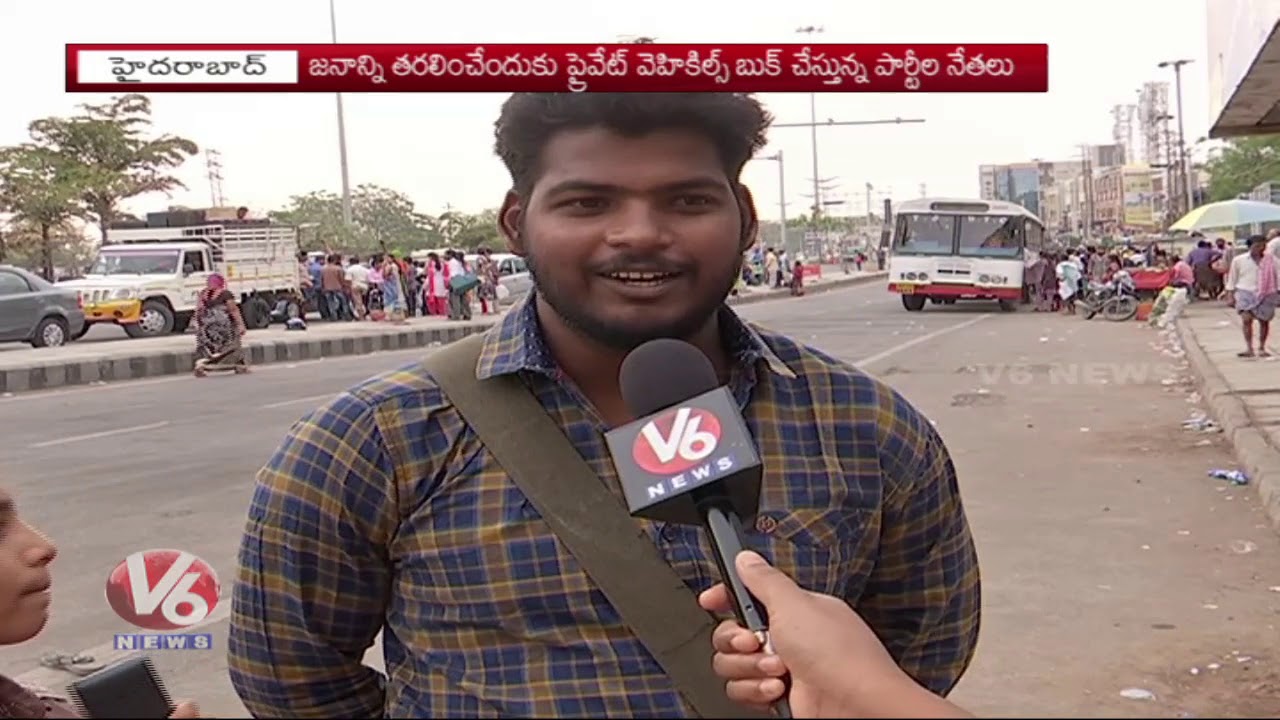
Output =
[{"x1": 619, "y1": 339, "x2": 719, "y2": 417}]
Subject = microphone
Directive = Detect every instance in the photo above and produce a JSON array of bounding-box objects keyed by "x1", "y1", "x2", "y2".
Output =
[{"x1": 603, "y1": 338, "x2": 792, "y2": 719}]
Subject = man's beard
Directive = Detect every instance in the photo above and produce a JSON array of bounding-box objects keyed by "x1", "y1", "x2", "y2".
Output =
[{"x1": 524, "y1": 242, "x2": 740, "y2": 352}]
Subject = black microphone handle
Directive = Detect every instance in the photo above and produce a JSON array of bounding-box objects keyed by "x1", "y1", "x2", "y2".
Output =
[{"x1": 694, "y1": 493, "x2": 793, "y2": 720}]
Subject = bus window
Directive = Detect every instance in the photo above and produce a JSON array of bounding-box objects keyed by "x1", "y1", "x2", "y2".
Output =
[
  {"x1": 957, "y1": 214, "x2": 1023, "y2": 258},
  {"x1": 1025, "y1": 219, "x2": 1045, "y2": 254},
  {"x1": 895, "y1": 214, "x2": 955, "y2": 255}
]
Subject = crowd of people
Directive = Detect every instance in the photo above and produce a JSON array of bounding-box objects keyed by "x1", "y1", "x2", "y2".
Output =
[
  {"x1": 297, "y1": 248, "x2": 502, "y2": 325},
  {"x1": 1022, "y1": 229, "x2": 1280, "y2": 359}
]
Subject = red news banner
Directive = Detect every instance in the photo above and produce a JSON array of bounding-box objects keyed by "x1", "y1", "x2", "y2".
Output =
[{"x1": 65, "y1": 44, "x2": 1048, "y2": 93}]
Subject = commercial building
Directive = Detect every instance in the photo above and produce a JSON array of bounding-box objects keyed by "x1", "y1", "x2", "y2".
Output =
[
  {"x1": 1092, "y1": 165, "x2": 1165, "y2": 232},
  {"x1": 1207, "y1": 0, "x2": 1280, "y2": 137},
  {"x1": 976, "y1": 160, "x2": 1080, "y2": 218}
]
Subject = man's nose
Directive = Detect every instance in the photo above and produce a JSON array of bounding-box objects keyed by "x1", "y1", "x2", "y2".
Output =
[{"x1": 603, "y1": 201, "x2": 670, "y2": 250}]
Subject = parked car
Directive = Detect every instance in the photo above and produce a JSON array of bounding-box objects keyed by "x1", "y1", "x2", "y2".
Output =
[
  {"x1": 464, "y1": 252, "x2": 533, "y2": 306},
  {"x1": 0, "y1": 265, "x2": 87, "y2": 348}
]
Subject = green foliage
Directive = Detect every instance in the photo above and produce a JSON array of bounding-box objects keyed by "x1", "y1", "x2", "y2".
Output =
[
  {"x1": 1205, "y1": 136, "x2": 1280, "y2": 202},
  {"x1": 0, "y1": 93, "x2": 198, "y2": 276},
  {"x1": 273, "y1": 188, "x2": 502, "y2": 253},
  {"x1": 0, "y1": 144, "x2": 87, "y2": 279}
]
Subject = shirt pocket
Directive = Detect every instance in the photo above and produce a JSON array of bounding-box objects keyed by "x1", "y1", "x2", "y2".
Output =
[{"x1": 747, "y1": 506, "x2": 878, "y2": 600}]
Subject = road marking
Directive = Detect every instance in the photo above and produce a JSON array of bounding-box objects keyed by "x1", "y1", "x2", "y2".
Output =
[
  {"x1": 30, "y1": 421, "x2": 171, "y2": 449},
  {"x1": 260, "y1": 392, "x2": 338, "y2": 409},
  {"x1": 15, "y1": 596, "x2": 234, "y2": 690},
  {"x1": 853, "y1": 314, "x2": 993, "y2": 368}
]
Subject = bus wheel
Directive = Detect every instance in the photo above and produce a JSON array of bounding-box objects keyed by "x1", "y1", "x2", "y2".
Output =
[
  {"x1": 998, "y1": 299, "x2": 1018, "y2": 312},
  {"x1": 902, "y1": 295, "x2": 926, "y2": 312}
]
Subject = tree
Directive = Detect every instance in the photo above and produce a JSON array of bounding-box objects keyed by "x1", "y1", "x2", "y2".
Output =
[
  {"x1": 28, "y1": 94, "x2": 198, "y2": 243},
  {"x1": 0, "y1": 219, "x2": 98, "y2": 279},
  {"x1": 353, "y1": 185, "x2": 438, "y2": 250},
  {"x1": 0, "y1": 144, "x2": 85, "y2": 280},
  {"x1": 1205, "y1": 136, "x2": 1280, "y2": 202},
  {"x1": 438, "y1": 207, "x2": 502, "y2": 250},
  {"x1": 272, "y1": 184, "x2": 443, "y2": 253}
]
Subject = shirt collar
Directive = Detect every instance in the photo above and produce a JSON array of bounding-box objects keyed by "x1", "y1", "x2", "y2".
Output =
[{"x1": 474, "y1": 291, "x2": 796, "y2": 381}]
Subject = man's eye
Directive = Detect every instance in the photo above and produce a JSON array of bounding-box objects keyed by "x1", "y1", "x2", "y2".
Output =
[
  {"x1": 563, "y1": 198, "x2": 608, "y2": 211},
  {"x1": 674, "y1": 195, "x2": 714, "y2": 207}
]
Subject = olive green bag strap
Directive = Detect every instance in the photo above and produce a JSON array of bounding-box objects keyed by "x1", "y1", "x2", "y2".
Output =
[{"x1": 424, "y1": 334, "x2": 761, "y2": 719}]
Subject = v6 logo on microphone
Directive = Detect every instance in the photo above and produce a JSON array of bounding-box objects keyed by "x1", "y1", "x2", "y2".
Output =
[{"x1": 633, "y1": 406, "x2": 722, "y2": 474}]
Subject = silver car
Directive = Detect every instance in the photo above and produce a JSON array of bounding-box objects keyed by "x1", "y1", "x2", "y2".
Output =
[{"x1": 0, "y1": 265, "x2": 87, "y2": 347}]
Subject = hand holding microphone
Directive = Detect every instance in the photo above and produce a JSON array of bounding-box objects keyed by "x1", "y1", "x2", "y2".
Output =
[
  {"x1": 699, "y1": 551, "x2": 973, "y2": 719},
  {"x1": 604, "y1": 338, "x2": 791, "y2": 718}
]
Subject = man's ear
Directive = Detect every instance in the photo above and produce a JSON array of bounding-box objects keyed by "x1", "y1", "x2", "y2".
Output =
[
  {"x1": 736, "y1": 184, "x2": 760, "y2": 253},
  {"x1": 499, "y1": 191, "x2": 525, "y2": 256}
]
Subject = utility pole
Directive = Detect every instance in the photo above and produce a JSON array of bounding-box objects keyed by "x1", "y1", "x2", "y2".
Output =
[
  {"x1": 1156, "y1": 113, "x2": 1178, "y2": 222},
  {"x1": 795, "y1": 26, "x2": 824, "y2": 218},
  {"x1": 330, "y1": 0, "x2": 353, "y2": 226},
  {"x1": 205, "y1": 150, "x2": 225, "y2": 207},
  {"x1": 1078, "y1": 144, "x2": 1095, "y2": 241},
  {"x1": 1159, "y1": 59, "x2": 1194, "y2": 212},
  {"x1": 771, "y1": 115, "x2": 927, "y2": 222},
  {"x1": 757, "y1": 151, "x2": 788, "y2": 253}
]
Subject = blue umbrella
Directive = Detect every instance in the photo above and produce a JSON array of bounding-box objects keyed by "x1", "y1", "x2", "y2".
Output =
[{"x1": 1169, "y1": 199, "x2": 1280, "y2": 231}]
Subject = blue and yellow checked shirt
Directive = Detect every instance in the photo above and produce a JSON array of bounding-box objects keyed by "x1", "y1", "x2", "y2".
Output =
[{"x1": 228, "y1": 293, "x2": 981, "y2": 719}]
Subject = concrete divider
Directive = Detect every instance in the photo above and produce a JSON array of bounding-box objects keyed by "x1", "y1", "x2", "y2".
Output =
[{"x1": 0, "y1": 271, "x2": 886, "y2": 395}]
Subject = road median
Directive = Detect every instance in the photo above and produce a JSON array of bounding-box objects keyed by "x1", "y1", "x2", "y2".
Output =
[{"x1": 0, "y1": 271, "x2": 886, "y2": 395}]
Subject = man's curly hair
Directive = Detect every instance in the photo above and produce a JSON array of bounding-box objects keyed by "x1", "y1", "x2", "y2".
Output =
[{"x1": 494, "y1": 93, "x2": 773, "y2": 195}]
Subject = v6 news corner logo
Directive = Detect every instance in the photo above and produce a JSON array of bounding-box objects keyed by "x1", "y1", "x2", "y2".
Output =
[
  {"x1": 632, "y1": 406, "x2": 723, "y2": 475},
  {"x1": 105, "y1": 549, "x2": 220, "y2": 651}
]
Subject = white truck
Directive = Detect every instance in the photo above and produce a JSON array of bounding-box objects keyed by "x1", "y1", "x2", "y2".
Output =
[{"x1": 59, "y1": 218, "x2": 302, "y2": 339}]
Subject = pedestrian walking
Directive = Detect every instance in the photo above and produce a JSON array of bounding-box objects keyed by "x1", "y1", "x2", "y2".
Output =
[{"x1": 1225, "y1": 234, "x2": 1280, "y2": 358}]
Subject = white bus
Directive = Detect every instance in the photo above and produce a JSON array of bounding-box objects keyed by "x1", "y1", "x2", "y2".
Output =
[{"x1": 887, "y1": 198, "x2": 1046, "y2": 312}]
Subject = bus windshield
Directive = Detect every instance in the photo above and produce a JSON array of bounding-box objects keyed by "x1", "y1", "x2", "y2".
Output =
[
  {"x1": 957, "y1": 214, "x2": 1023, "y2": 258},
  {"x1": 895, "y1": 214, "x2": 955, "y2": 255}
]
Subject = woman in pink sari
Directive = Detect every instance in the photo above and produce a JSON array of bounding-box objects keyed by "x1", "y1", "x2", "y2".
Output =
[{"x1": 423, "y1": 252, "x2": 450, "y2": 316}]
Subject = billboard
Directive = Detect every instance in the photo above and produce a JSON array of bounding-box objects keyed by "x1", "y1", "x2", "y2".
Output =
[
  {"x1": 1207, "y1": 0, "x2": 1280, "y2": 122},
  {"x1": 1122, "y1": 171, "x2": 1156, "y2": 228}
]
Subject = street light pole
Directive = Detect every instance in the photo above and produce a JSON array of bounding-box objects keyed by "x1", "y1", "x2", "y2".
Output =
[
  {"x1": 796, "y1": 25, "x2": 824, "y2": 219},
  {"x1": 757, "y1": 152, "x2": 789, "y2": 255},
  {"x1": 1159, "y1": 59, "x2": 1194, "y2": 212},
  {"x1": 330, "y1": 0, "x2": 353, "y2": 227}
]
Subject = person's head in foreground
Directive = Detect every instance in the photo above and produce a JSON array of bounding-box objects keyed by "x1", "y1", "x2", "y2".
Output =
[
  {"x1": 493, "y1": 92, "x2": 770, "y2": 351},
  {"x1": 0, "y1": 488, "x2": 200, "y2": 719}
]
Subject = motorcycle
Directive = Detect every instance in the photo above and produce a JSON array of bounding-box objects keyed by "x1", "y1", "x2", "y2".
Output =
[{"x1": 1081, "y1": 270, "x2": 1140, "y2": 322}]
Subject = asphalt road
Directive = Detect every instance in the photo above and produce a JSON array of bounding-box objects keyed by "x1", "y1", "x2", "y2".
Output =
[{"x1": 2, "y1": 284, "x2": 1278, "y2": 718}]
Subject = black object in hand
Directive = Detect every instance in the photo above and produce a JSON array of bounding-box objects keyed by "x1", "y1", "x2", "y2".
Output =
[{"x1": 67, "y1": 656, "x2": 173, "y2": 719}]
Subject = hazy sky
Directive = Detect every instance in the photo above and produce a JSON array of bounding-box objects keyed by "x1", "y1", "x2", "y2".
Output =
[{"x1": 2, "y1": 0, "x2": 1217, "y2": 223}]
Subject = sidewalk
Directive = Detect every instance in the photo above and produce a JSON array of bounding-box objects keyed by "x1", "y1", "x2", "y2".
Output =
[
  {"x1": 0, "y1": 267, "x2": 886, "y2": 394},
  {"x1": 1176, "y1": 302, "x2": 1280, "y2": 533}
]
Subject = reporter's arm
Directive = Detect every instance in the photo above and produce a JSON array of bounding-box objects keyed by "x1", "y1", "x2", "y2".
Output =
[{"x1": 227, "y1": 393, "x2": 397, "y2": 718}]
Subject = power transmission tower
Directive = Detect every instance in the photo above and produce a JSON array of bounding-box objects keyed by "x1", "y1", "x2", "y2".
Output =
[{"x1": 205, "y1": 150, "x2": 225, "y2": 207}]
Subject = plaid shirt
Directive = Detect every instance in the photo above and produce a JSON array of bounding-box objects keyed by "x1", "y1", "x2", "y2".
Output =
[{"x1": 227, "y1": 293, "x2": 981, "y2": 718}]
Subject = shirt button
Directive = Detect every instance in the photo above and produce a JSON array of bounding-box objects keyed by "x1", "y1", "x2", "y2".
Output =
[{"x1": 755, "y1": 515, "x2": 778, "y2": 534}]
